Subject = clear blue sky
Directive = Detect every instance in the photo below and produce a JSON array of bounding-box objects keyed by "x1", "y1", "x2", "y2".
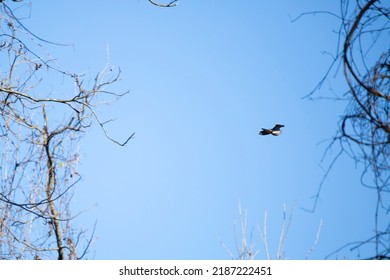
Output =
[{"x1": 24, "y1": 0, "x2": 381, "y2": 259}]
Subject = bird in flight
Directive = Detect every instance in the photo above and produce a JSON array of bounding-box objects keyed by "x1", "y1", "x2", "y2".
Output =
[{"x1": 259, "y1": 124, "x2": 285, "y2": 136}]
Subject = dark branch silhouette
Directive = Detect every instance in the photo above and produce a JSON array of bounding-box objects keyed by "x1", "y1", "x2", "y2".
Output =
[
  {"x1": 148, "y1": 0, "x2": 178, "y2": 8},
  {"x1": 299, "y1": 0, "x2": 389, "y2": 259}
]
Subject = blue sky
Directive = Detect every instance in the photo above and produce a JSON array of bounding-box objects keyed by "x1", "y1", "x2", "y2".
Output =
[{"x1": 24, "y1": 0, "x2": 383, "y2": 259}]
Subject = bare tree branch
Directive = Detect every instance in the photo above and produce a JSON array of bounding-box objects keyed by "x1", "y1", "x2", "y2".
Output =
[
  {"x1": 0, "y1": 1, "x2": 134, "y2": 259},
  {"x1": 299, "y1": 0, "x2": 389, "y2": 259},
  {"x1": 147, "y1": 0, "x2": 178, "y2": 8}
]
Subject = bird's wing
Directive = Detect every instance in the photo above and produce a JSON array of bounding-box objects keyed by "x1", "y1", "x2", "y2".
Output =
[{"x1": 259, "y1": 129, "x2": 272, "y2": 135}]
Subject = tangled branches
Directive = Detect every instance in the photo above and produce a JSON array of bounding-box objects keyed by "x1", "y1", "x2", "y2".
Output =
[
  {"x1": 0, "y1": 2, "x2": 133, "y2": 259},
  {"x1": 338, "y1": 0, "x2": 389, "y2": 259},
  {"x1": 303, "y1": 0, "x2": 389, "y2": 259}
]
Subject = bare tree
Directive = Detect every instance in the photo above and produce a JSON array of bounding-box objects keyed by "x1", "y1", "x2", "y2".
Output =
[
  {"x1": 0, "y1": 1, "x2": 135, "y2": 259},
  {"x1": 298, "y1": 0, "x2": 389, "y2": 259}
]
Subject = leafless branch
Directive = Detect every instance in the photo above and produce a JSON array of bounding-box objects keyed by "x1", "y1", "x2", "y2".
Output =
[
  {"x1": 305, "y1": 219, "x2": 323, "y2": 259},
  {"x1": 299, "y1": 0, "x2": 389, "y2": 259},
  {"x1": 147, "y1": 0, "x2": 178, "y2": 8},
  {"x1": 0, "y1": 1, "x2": 133, "y2": 259}
]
